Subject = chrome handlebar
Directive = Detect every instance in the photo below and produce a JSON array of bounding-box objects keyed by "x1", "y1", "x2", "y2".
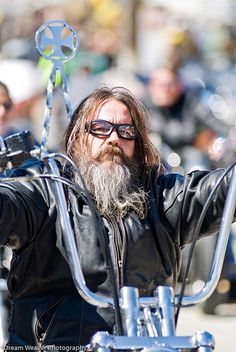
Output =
[{"x1": 180, "y1": 163, "x2": 236, "y2": 306}]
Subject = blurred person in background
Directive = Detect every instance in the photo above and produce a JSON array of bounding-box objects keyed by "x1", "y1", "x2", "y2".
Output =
[
  {"x1": 0, "y1": 59, "x2": 46, "y2": 147},
  {"x1": 0, "y1": 82, "x2": 14, "y2": 137},
  {"x1": 142, "y1": 66, "x2": 230, "y2": 173}
]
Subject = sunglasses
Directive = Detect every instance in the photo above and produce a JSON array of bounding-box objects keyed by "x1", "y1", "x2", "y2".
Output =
[
  {"x1": 1, "y1": 101, "x2": 12, "y2": 111},
  {"x1": 85, "y1": 120, "x2": 138, "y2": 140}
]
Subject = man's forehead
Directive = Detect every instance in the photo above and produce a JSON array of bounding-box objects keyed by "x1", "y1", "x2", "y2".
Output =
[{"x1": 93, "y1": 100, "x2": 130, "y2": 116}]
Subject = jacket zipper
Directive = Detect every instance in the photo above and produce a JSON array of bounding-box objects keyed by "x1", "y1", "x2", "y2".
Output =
[
  {"x1": 34, "y1": 293, "x2": 64, "y2": 343},
  {"x1": 118, "y1": 218, "x2": 126, "y2": 287},
  {"x1": 107, "y1": 216, "x2": 121, "y2": 288},
  {"x1": 107, "y1": 216, "x2": 126, "y2": 288}
]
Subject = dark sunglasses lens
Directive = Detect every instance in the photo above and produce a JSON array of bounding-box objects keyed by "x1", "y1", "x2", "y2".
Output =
[
  {"x1": 118, "y1": 125, "x2": 137, "y2": 139},
  {"x1": 90, "y1": 121, "x2": 111, "y2": 135},
  {"x1": 88, "y1": 121, "x2": 137, "y2": 139}
]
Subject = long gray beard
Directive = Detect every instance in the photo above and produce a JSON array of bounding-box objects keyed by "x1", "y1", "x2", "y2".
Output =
[{"x1": 77, "y1": 160, "x2": 148, "y2": 219}]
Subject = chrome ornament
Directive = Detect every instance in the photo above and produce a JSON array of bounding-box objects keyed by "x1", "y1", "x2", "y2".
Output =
[
  {"x1": 35, "y1": 20, "x2": 79, "y2": 63},
  {"x1": 35, "y1": 21, "x2": 79, "y2": 152}
]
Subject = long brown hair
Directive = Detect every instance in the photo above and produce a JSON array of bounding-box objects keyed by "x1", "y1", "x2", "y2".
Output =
[{"x1": 63, "y1": 86, "x2": 163, "y2": 184}]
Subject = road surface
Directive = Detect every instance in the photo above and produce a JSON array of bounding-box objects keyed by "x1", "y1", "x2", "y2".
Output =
[{"x1": 177, "y1": 305, "x2": 236, "y2": 351}]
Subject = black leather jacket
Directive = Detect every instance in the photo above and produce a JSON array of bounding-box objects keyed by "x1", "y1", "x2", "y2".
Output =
[{"x1": 0, "y1": 161, "x2": 231, "y2": 349}]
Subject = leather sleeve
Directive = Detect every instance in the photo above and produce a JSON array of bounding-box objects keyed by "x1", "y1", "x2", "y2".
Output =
[
  {"x1": 0, "y1": 162, "x2": 51, "y2": 249},
  {"x1": 158, "y1": 168, "x2": 233, "y2": 247}
]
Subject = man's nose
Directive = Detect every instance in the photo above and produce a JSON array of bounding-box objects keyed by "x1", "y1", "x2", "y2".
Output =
[{"x1": 106, "y1": 130, "x2": 120, "y2": 144}]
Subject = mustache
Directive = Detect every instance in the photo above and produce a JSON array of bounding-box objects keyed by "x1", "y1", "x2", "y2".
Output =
[
  {"x1": 94, "y1": 145, "x2": 128, "y2": 164},
  {"x1": 92, "y1": 145, "x2": 140, "y2": 177}
]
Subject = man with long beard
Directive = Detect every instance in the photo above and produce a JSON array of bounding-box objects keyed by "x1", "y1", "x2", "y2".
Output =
[{"x1": 0, "y1": 86, "x2": 234, "y2": 350}]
